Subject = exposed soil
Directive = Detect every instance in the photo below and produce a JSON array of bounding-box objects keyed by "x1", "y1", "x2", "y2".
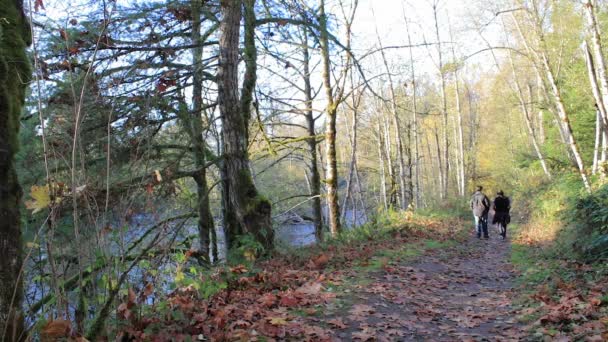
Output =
[{"x1": 323, "y1": 225, "x2": 523, "y2": 341}]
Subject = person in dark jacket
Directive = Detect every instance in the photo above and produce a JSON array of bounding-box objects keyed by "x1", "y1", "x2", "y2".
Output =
[
  {"x1": 470, "y1": 186, "x2": 491, "y2": 239},
  {"x1": 492, "y1": 190, "x2": 511, "y2": 239}
]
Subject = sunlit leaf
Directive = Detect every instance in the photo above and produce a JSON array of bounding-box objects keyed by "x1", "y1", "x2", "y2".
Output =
[{"x1": 25, "y1": 185, "x2": 51, "y2": 214}]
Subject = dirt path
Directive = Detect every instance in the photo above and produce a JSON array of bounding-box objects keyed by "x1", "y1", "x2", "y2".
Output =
[{"x1": 326, "y1": 228, "x2": 523, "y2": 341}]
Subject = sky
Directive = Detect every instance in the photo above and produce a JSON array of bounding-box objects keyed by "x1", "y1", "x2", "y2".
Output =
[{"x1": 351, "y1": 0, "x2": 505, "y2": 80}]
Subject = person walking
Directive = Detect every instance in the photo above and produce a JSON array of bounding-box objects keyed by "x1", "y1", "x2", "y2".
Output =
[
  {"x1": 470, "y1": 186, "x2": 491, "y2": 239},
  {"x1": 492, "y1": 190, "x2": 511, "y2": 239}
]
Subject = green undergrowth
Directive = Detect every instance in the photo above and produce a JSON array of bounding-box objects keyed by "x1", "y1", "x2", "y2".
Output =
[{"x1": 509, "y1": 174, "x2": 608, "y2": 338}]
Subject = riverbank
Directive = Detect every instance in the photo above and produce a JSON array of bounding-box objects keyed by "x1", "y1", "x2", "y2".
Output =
[{"x1": 107, "y1": 212, "x2": 468, "y2": 340}]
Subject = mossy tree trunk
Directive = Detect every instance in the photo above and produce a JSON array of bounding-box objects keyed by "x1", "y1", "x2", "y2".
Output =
[
  {"x1": 218, "y1": 0, "x2": 273, "y2": 250},
  {"x1": 0, "y1": 0, "x2": 31, "y2": 340},
  {"x1": 189, "y1": 0, "x2": 214, "y2": 263},
  {"x1": 319, "y1": 0, "x2": 342, "y2": 237}
]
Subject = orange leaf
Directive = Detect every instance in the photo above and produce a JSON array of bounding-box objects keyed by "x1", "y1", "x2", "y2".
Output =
[
  {"x1": 312, "y1": 253, "x2": 330, "y2": 269},
  {"x1": 258, "y1": 293, "x2": 277, "y2": 308},
  {"x1": 128, "y1": 288, "x2": 136, "y2": 306},
  {"x1": 279, "y1": 294, "x2": 299, "y2": 307},
  {"x1": 41, "y1": 319, "x2": 71, "y2": 339},
  {"x1": 143, "y1": 282, "x2": 154, "y2": 297}
]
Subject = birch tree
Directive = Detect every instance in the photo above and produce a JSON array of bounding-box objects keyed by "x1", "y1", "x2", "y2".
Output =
[{"x1": 512, "y1": 8, "x2": 591, "y2": 190}]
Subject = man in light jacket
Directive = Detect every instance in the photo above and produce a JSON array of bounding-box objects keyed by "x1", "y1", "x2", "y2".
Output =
[{"x1": 470, "y1": 186, "x2": 491, "y2": 239}]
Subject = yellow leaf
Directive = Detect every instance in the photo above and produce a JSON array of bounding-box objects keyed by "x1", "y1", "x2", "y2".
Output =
[
  {"x1": 26, "y1": 242, "x2": 40, "y2": 249},
  {"x1": 25, "y1": 185, "x2": 51, "y2": 214},
  {"x1": 268, "y1": 317, "x2": 288, "y2": 325},
  {"x1": 153, "y1": 170, "x2": 162, "y2": 183},
  {"x1": 175, "y1": 269, "x2": 184, "y2": 283},
  {"x1": 243, "y1": 249, "x2": 256, "y2": 261}
]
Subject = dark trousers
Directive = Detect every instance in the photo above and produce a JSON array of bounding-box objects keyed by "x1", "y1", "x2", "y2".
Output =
[{"x1": 474, "y1": 214, "x2": 489, "y2": 238}]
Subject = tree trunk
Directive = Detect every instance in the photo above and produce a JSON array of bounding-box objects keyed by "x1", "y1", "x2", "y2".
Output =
[
  {"x1": 218, "y1": 0, "x2": 274, "y2": 250},
  {"x1": 598, "y1": 126, "x2": 608, "y2": 166},
  {"x1": 425, "y1": 131, "x2": 438, "y2": 198},
  {"x1": 301, "y1": 29, "x2": 323, "y2": 241},
  {"x1": 453, "y1": 76, "x2": 466, "y2": 196},
  {"x1": 536, "y1": 75, "x2": 545, "y2": 144},
  {"x1": 594, "y1": 108, "x2": 602, "y2": 174},
  {"x1": 448, "y1": 19, "x2": 466, "y2": 197},
  {"x1": 189, "y1": 0, "x2": 214, "y2": 263},
  {"x1": 434, "y1": 126, "x2": 443, "y2": 198},
  {"x1": 584, "y1": 41, "x2": 608, "y2": 129},
  {"x1": 584, "y1": 0, "x2": 608, "y2": 127},
  {"x1": 376, "y1": 32, "x2": 408, "y2": 209},
  {"x1": 382, "y1": 109, "x2": 397, "y2": 207},
  {"x1": 433, "y1": 1, "x2": 449, "y2": 199},
  {"x1": 319, "y1": 0, "x2": 341, "y2": 237},
  {"x1": 405, "y1": 17, "x2": 422, "y2": 208},
  {"x1": 0, "y1": 0, "x2": 30, "y2": 340},
  {"x1": 467, "y1": 87, "x2": 479, "y2": 184},
  {"x1": 541, "y1": 52, "x2": 591, "y2": 190},
  {"x1": 341, "y1": 108, "x2": 356, "y2": 223},
  {"x1": 376, "y1": 121, "x2": 388, "y2": 210},
  {"x1": 341, "y1": 83, "x2": 362, "y2": 223}
]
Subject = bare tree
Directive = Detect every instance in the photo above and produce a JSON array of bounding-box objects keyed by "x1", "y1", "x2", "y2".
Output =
[
  {"x1": 404, "y1": 15, "x2": 422, "y2": 208},
  {"x1": 300, "y1": 27, "x2": 324, "y2": 241},
  {"x1": 432, "y1": 0, "x2": 449, "y2": 199},
  {"x1": 375, "y1": 27, "x2": 409, "y2": 209},
  {"x1": 448, "y1": 18, "x2": 466, "y2": 197}
]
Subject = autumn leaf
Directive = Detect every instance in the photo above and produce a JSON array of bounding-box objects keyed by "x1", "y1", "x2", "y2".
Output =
[
  {"x1": 143, "y1": 282, "x2": 154, "y2": 297},
  {"x1": 295, "y1": 282, "x2": 323, "y2": 296},
  {"x1": 258, "y1": 293, "x2": 277, "y2": 308},
  {"x1": 34, "y1": 0, "x2": 45, "y2": 12},
  {"x1": 279, "y1": 294, "x2": 299, "y2": 307},
  {"x1": 128, "y1": 288, "x2": 136, "y2": 306},
  {"x1": 327, "y1": 318, "x2": 347, "y2": 329},
  {"x1": 25, "y1": 185, "x2": 51, "y2": 214},
  {"x1": 68, "y1": 46, "x2": 80, "y2": 55},
  {"x1": 25, "y1": 241, "x2": 40, "y2": 249},
  {"x1": 230, "y1": 264, "x2": 248, "y2": 274},
  {"x1": 243, "y1": 249, "x2": 256, "y2": 261},
  {"x1": 117, "y1": 302, "x2": 132, "y2": 320},
  {"x1": 311, "y1": 253, "x2": 329, "y2": 269},
  {"x1": 153, "y1": 169, "x2": 162, "y2": 183},
  {"x1": 41, "y1": 319, "x2": 71, "y2": 339},
  {"x1": 268, "y1": 317, "x2": 289, "y2": 326}
]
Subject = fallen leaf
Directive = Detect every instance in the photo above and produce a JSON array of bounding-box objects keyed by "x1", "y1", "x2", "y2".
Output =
[
  {"x1": 268, "y1": 317, "x2": 288, "y2": 326},
  {"x1": 327, "y1": 318, "x2": 347, "y2": 329},
  {"x1": 312, "y1": 253, "x2": 330, "y2": 269},
  {"x1": 280, "y1": 294, "x2": 299, "y2": 307}
]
